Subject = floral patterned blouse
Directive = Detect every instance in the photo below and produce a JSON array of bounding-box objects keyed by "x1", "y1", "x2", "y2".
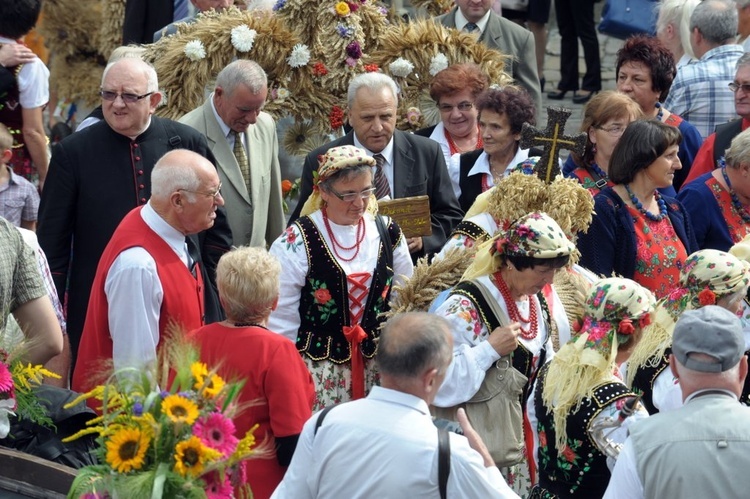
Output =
[{"x1": 628, "y1": 206, "x2": 689, "y2": 299}]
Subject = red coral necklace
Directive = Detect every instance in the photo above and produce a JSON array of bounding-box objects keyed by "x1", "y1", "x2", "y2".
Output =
[
  {"x1": 322, "y1": 208, "x2": 366, "y2": 262},
  {"x1": 492, "y1": 271, "x2": 538, "y2": 340},
  {"x1": 445, "y1": 126, "x2": 483, "y2": 155}
]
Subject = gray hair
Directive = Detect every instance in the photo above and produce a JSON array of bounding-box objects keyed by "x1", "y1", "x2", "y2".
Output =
[
  {"x1": 657, "y1": 0, "x2": 701, "y2": 59},
  {"x1": 690, "y1": 0, "x2": 738, "y2": 45},
  {"x1": 737, "y1": 0, "x2": 750, "y2": 7},
  {"x1": 725, "y1": 126, "x2": 750, "y2": 168},
  {"x1": 215, "y1": 59, "x2": 267, "y2": 95},
  {"x1": 347, "y1": 72, "x2": 399, "y2": 108},
  {"x1": 736, "y1": 51, "x2": 750, "y2": 71},
  {"x1": 377, "y1": 312, "x2": 453, "y2": 378},
  {"x1": 102, "y1": 58, "x2": 159, "y2": 93},
  {"x1": 150, "y1": 149, "x2": 202, "y2": 201}
]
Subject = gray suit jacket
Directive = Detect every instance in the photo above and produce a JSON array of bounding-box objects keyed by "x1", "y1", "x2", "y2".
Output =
[
  {"x1": 180, "y1": 99, "x2": 285, "y2": 247},
  {"x1": 437, "y1": 8, "x2": 542, "y2": 119}
]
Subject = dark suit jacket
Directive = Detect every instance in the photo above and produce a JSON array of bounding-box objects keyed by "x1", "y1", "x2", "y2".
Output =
[
  {"x1": 123, "y1": 0, "x2": 173, "y2": 45},
  {"x1": 437, "y1": 8, "x2": 542, "y2": 119},
  {"x1": 37, "y1": 117, "x2": 231, "y2": 360},
  {"x1": 288, "y1": 130, "x2": 463, "y2": 259}
]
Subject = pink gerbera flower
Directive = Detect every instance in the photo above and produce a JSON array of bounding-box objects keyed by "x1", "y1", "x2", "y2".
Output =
[
  {"x1": 0, "y1": 363, "x2": 13, "y2": 393},
  {"x1": 204, "y1": 470, "x2": 234, "y2": 499},
  {"x1": 193, "y1": 412, "x2": 239, "y2": 457}
]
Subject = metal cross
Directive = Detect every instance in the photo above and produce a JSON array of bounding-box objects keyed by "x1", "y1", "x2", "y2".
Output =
[{"x1": 519, "y1": 107, "x2": 587, "y2": 184}]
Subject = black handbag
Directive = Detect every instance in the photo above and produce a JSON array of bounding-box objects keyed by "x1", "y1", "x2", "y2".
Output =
[{"x1": 598, "y1": 0, "x2": 658, "y2": 40}]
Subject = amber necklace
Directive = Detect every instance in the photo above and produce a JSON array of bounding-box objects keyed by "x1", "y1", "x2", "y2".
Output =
[
  {"x1": 322, "y1": 208, "x2": 366, "y2": 262},
  {"x1": 492, "y1": 271, "x2": 538, "y2": 340}
]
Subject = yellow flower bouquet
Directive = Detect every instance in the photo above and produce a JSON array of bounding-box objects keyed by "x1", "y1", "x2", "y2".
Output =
[{"x1": 65, "y1": 337, "x2": 269, "y2": 498}]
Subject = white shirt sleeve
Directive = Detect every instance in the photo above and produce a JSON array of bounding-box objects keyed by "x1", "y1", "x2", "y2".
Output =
[
  {"x1": 526, "y1": 377, "x2": 541, "y2": 470},
  {"x1": 652, "y1": 367, "x2": 683, "y2": 413},
  {"x1": 432, "y1": 294, "x2": 501, "y2": 407},
  {"x1": 448, "y1": 433, "x2": 521, "y2": 499},
  {"x1": 603, "y1": 438, "x2": 645, "y2": 499},
  {"x1": 105, "y1": 247, "x2": 162, "y2": 373},
  {"x1": 271, "y1": 413, "x2": 319, "y2": 499},
  {"x1": 448, "y1": 152, "x2": 462, "y2": 200},
  {"x1": 267, "y1": 226, "x2": 308, "y2": 343},
  {"x1": 391, "y1": 222, "x2": 414, "y2": 285},
  {"x1": 17, "y1": 58, "x2": 49, "y2": 109}
]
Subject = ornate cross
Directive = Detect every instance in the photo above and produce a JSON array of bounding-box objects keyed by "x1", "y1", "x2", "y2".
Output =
[{"x1": 519, "y1": 107, "x2": 587, "y2": 184}]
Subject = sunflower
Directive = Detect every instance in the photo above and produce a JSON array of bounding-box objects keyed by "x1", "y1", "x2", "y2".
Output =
[
  {"x1": 200, "y1": 373, "x2": 225, "y2": 399},
  {"x1": 105, "y1": 426, "x2": 151, "y2": 473},
  {"x1": 161, "y1": 394, "x2": 200, "y2": 425},
  {"x1": 174, "y1": 435, "x2": 222, "y2": 477},
  {"x1": 191, "y1": 361, "x2": 209, "y2": 386}
]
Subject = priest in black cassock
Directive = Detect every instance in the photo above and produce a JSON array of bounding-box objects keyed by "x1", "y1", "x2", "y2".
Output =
[{"x1": 37, "y1": 58, "x2": 232, "y2": 371}]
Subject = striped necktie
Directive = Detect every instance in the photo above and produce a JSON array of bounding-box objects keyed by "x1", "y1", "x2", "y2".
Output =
[
  {"x1": 465, "y1": 22, "x2": 479, "y2": 33},
  {"x1": 173, "y1": 0, "x2": 189, "y2": 21},
  {"x1": 232, "y1": 131, "x2": 251, "y2": 194},
  {"x1": 373, "y1": 154, "x2": 391, "y2": 199}
]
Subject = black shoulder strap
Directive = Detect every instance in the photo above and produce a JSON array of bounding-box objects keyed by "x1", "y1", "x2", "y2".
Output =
[
  {"x1": 713, "y1": 119, "x2": 744, "y2": 164},
  {"x1": 438, "y1": 428, "x2": 450, "y2": 499},
  {"x1": 314, "y1": 404, "x2": 339, "y2": 436},
  {"x1": 376, "y1": 215, "x2": 393, "y2": 267}
]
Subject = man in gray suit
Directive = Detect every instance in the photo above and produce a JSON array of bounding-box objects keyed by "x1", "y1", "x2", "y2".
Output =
[
  {"x1": 436, "y1": 0, "x2": 542, "y2": 117},
  {"x1": 180, "y1": 59, "x2": 284, "y2": 247},
  {"x1": 605, "y1": 306, "x2": 750, "y2": 499}
]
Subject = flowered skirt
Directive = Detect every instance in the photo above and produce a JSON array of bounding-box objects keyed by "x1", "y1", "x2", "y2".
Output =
[
  {"x1": 502, "y1": 456, "x2": 532, "y2": 498},
  {"x1": 303, "y1": 356, "x2": 379, "y2": 411}
]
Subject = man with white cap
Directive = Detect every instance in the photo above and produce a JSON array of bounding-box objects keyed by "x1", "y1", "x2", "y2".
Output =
[{"x1": 605, "y1": 306, "x2": 750, "y2": 498}]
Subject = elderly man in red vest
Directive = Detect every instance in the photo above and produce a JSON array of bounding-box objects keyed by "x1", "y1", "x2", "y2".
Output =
[{"x1": 72, "y1": 149, "x2": 223, "y2": 394}]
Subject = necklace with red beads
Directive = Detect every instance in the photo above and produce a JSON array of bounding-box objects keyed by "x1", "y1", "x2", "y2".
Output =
[
  {"x1": 445, "y1": 126, "x2": 483, "y2": 156},
  {"x1": 322, "y1": 208, "x2": 366, "y2": 262},
  {"x1": 492, "y1": 271, "x2": 538, "y2": 340}
]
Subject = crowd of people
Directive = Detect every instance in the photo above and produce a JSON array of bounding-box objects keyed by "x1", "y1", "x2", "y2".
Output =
[{"x1": 2, "y1": 0, "x2": 750, "y2": 497}]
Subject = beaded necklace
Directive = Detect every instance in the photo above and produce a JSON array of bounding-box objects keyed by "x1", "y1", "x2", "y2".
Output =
[
  {"x1": 322, "y1": 208, "x2": 366, "y2": 262},
  {"x1": 721, "y1": 165, "x2": 750, "y2": 223},
  {"x1": 624, "y1": 184, "x2": 667, "y2": 222},
  {"x1": 233, "y1": 322, "x2": 268, "y2": 329},
  {"x1": 655, "y1": 102, "x2": 664, "y2": 121},
  {"x1": 492, "y1": 271, "x2": 538, "y2": 340},
  {"x1": 444, "y1": 126, "x2": 483, "y2": 156}
]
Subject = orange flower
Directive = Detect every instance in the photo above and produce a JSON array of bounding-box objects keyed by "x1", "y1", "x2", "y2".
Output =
[
  {"x1": 282, "y1": 179, "x2": 293, "y2": 196},
  {"x1": 314, "y1": 288, "x2": 332, "y2": 304},
  {"x1": 698, "y1": 288, "x2": 716, "y2": 306}
]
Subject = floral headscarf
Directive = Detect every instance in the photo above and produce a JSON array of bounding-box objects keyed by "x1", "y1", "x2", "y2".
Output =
[
  {"x1": 627, "y1": 249, "x2": 750, "y2": 384},
  {"x1": 544, "y1": 277, "x2": 655, "y2": 451},
  {"x1": 463, "y1": 211, "x2": 575, "y2": 280},
  {"x1": 298, "y1": 145, "x2": 377, "y2": 217}
]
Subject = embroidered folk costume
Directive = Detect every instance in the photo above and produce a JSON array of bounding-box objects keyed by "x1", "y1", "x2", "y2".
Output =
[
  {"x1": 529, "y1": 278, "x2": 655, "y2": 498},
  {"x1": 268, "y1": 145, "x2": 413, "y2": 410},
  {"x1": 627, "y1": 250, "x2": 750, "y2": 413}
]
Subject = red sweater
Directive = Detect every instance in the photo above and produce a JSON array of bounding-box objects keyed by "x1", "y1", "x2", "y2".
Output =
[{"x1": 72, "y1": 207, "x2": 204, "y2": 394}]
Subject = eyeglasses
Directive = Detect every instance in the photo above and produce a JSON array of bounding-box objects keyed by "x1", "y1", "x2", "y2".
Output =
[
  {"x1": 438, "y1": 101, "x2": 474, "y2": 113},
  {"x1": 180, "y1": 182, "x2": 223, "y2": 200},
  {"x1": 729, "y1": 82, "x2": 750, "y2": 94},
  {"x1": 99, "y1": 90, "x2": 155, "y2": 103},
  {"x1": 595, "y1": 124, "x2": 627, "y2": 136},
  {"x1": 327, "y1": 186, "x2": 376, "y2": 202}
]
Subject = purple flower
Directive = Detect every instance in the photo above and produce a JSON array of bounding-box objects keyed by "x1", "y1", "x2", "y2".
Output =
[
  {"x1": 336, "y1": 23, "x2": 354, "y2": 38},
  {"x1": 133, "y1": 402, "x2": 143, "y2": 416},
  {"x1": 345, "y1": 57, "x2": 358, "y2": 67},
  {"x1": 346, "y1": 41, "x2": 362, "y2": 59},
  {"x1": 272, "y1": 0, "x2": 287, "y2": 11},
  {"x1": 160, "y1": 390, "x2": 170, "y2": 398}
]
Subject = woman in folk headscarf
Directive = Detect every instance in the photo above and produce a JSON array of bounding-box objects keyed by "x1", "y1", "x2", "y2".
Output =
[
  {"x1": 529, "y1": 278, "x2": 655, "y2": 498},
  {"x1": 268, "y1": 145, "x2": 413, "y2": 410},
  {"x1": 432, "y1": 211, "x2": 574, "y2": 495},
  {"x1": 729, "y1": 234, "x2": 750, "y2": 405},
  {"x1": 627, "y1": 249, "x2": 750, "y2": 413}
]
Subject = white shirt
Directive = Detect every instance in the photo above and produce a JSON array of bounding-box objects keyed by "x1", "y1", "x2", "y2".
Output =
[
  {"x1": 209, "y1": 93, "x2": 246, "y2": 151},
  {"x1": 455, "y1": 8, "x2": 491, "y2": 33},
  {"x1": 603, "y1": 389, "x2": 738, "y2": 499},
  {"x1": 267, "y1": 211, "x2": 413, "y2": 342},
  {"x1": 353, "y1": 134, "x2": 396, "y2": 198},
  {"x1": 448, "y1": 148, "x2": 531, "y2": 201},
  {"x1": 271, "y1": 386, "x2": 519, "y2": 499},
  {"x1": 427, "y1": 121, "x2": 453, "y2": 168},
  {"x1": 0, "y1": 37, "x2": 49, "y2": 109},
  {"x1": 104, "y1": 202, "x2": 189, "y2": 372},
  {"x1": 432, "y1": 274, "x2": 570, "y2": 407}
]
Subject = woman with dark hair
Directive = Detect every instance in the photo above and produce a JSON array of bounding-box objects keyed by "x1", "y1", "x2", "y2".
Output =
[
  {"x1": 563, "y1": 91, "x2": 643, "y2": 195},
  {"x1": 577, "y1": 120, "x2": 698, "y2": 299},
  {"x1": 433, "y1": 211, "x2": 573, "y2": 495},
  {"x1": 416, "y1": 63, "x2": 490, "y2": 166},
  {"x1": 450, "y1": 86, "x2": 536, "y2": 213},
  {"x1": 268, "y1": 145, "x2": 413, "y2": 411},
  {"x1": 615, "y1": 35, "x2": 703, "y2": 190}
]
